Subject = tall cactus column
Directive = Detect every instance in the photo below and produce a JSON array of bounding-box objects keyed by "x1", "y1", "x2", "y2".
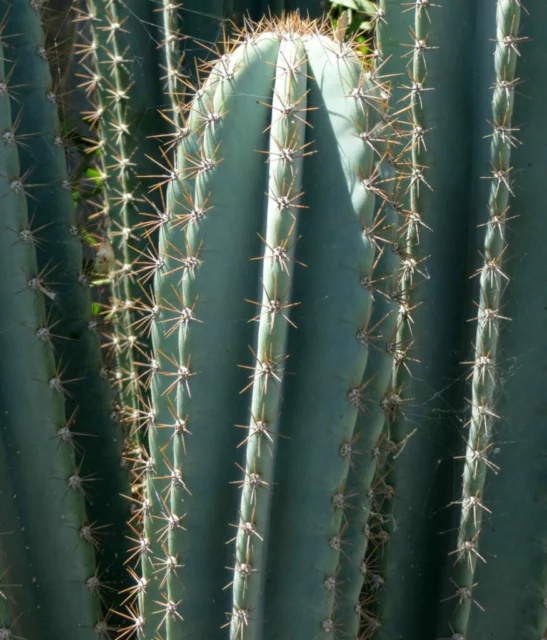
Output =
[
  {"x1": 261, "y1": 26, "x2": 385, "y2": 640},
  {"x1": 1, "y1": 0, "x2": 131, "y2": 601},
  {"x1": 142, "y1": 30, "x2": 282, "y2": 639},
  {"x1": 127, "y1": 15, "x2": 393, "y2": 640},
  {"x1": 446, "y1": 0, "x2": 523, "y2": 635},
  {"x1": 454, "y1": 2, "x2": 547, "y2": 637},
  {"x1": 332, "y1": 6, "x2": 404, "y2": 636},
  {"x1": 355, "y1": 0, "x2": 482, "y2": 638},
  {"x1": 230, "y1": 36, "x2": 308, "y2": 636},
  {"x1": 0, "y1": 33, "x2": 104, "y2": 638},
  {"x1": 79, "y1": 0, "x2": 167, "y2": 443}
]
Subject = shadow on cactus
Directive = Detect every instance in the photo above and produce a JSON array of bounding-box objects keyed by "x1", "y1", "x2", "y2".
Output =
[{"x1": 1, "y1": 1, "x2": 547, "y2": 640}]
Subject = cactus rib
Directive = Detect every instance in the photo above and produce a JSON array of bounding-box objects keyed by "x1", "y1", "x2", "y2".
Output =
[
  {"x1": 230, "y1": 36, "x2": 308, "y2": 636},
  {"x1": 0, "y1": 29, "x2": 101, "y2": 636},
  {"x1": 446, "y1": 0, "x2": 522, "y2": 635},
  {"x1": 262, "y1": 27, "x2": 382, "y2": 638},
  {"x1": 2, "y1": 0, "x2": 131, "y2": 603}
]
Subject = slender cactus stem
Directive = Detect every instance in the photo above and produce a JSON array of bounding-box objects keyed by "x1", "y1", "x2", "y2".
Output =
[{"x1": 446, "y1": 1, "x2": 522, "y2": 635}]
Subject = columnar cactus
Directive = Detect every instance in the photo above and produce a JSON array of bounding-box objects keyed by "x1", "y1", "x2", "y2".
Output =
[
  {"x1": 448, "y1": 2, "x2": 522, "y2": 637},
  {"x1": 141, "y1": 16, "x2": 394, "y2": 639},
  {"x1": 1, "y1": 1, "x2": 547, "y2": 640},
  {"x1": 0, "y1": 23, "x2": 104, "y2": 637},
  {"x1": 0, "y1": 0, "x2": 129, "y2": 632},
  {"x1": 352, "y1": 2, "x2": 547, "y2": 640},
  {"x1": 77, "y1": 0, "x2": 324, "y2": 445}
]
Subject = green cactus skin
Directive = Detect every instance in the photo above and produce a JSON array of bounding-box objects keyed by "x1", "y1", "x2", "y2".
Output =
[
  {"x1": 444, "y1": 0, "x2": 523, "y2": 637},
  {"x1": 140, "y1": 18, "x2": 387, "y2": 639},
  {"x1": 0, "y1": 36, "x2": 103, "y2": 638},
  {"x1": 260, "y1": 32, "x2": 385, "y2": 640},
  {"x1": 355, "y1": 1, "x2": 483, "y2": 638},
  {"x1": 448, "y1": 6, "x2": 547, "y2": 637},
  {"x1": 1, "y1": 0, "x2": 131, "y2": 602},
  {"x1": 81, "y1": 0, "x2": 167, "y2": 441}
]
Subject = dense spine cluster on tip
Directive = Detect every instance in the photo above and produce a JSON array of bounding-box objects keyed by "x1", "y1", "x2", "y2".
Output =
[{"x1": 446, "y1": 1, "x2": 522, "y2": 636}]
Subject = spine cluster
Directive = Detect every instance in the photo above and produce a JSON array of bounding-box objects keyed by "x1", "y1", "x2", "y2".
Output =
[
  {"x1": 354, "y1": 1, "x2": 437, "y2": 635},
  {"x1": 446, "y1": 1, "x2": 522, "y2": 636},
  {"x1": 0, "y1": 6, "x2": 105, "y2": 634},
  {"x1": 0, "y1": 2, "x2": 540, "y2": 639}
]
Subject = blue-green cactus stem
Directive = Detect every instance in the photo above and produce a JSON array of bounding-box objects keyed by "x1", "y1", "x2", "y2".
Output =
[
  {"x1": 1, "y1": 0, "x2": 131, "y2": 601},
  {"x1": 146, "y1": 32, "x2": 281, "y2": 637},
  {"x1": 82, "y1": 0, "x2": 167, "y2": 439},
  {"x1": 160, "y1": 0, "x2": 186, "y2": 129},
  {"x1": 446, "y1": 0, "x2": 522, "y2": 635},
  {"x1": 448, "y1": 6, "x2": 547, "y2": 637},
  {"x1": 230, "y1": 36, "x2": 308, "y2": 638},
  {"x1": 129, "y1": 67, "x2": 215, "y2": 638},
  {"x1": 0, "y1": 35, "x2": 102, "y2": 637},
  {"x1": 336, "y1": 151, "x2": 401, "y2": 638},
  {"x1": 361, "y1": 1, "x2": 479, "y2": 637},
  {"x1": 262, "y1": 27, "x2": 381, "y2": 639}
]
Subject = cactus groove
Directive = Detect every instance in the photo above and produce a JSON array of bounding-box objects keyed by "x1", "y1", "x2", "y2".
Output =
[{"x1": 0, "y1": 2, "x2": 547, "y2": 640}]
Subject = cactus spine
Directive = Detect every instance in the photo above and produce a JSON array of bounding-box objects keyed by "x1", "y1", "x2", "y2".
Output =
[
  {"x1": 2, "y1": 2, "x2": 547, "y2": 639},
  {"x1": 136, "y1": 16, "x2": 393, "y2": 639},
  {"x1": 0, "y1": 26, "x2": 103, "y2": 637},
  {"x1": 447, "y1": 0, "x2": 522, "y2": 635},
  {"x1": 1, "y1": 0, "x2": 131, "y2": 601}
]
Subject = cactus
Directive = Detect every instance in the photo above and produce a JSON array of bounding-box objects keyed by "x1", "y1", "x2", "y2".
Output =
[
  {"x1": 140, "y1": 16, "x2": 392, "y2": 639},
  {"x1": 76, "y1": 0, "x2": 324, "y2": 445},
  {"x1": 0, "y1": 0, "x2": 131, "y2": 602},
  {"x1": 1, "y1": 1, "x2": 547, "y2": 639},
  {"x1": 353, "y1": 1, "x2": 547, "y2": 640},
  {"x1": 0, "y1": 26, "x2": 104, "y2": 636}
]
